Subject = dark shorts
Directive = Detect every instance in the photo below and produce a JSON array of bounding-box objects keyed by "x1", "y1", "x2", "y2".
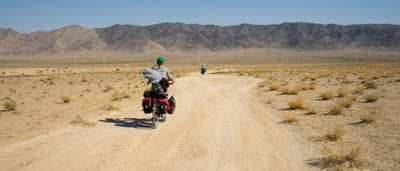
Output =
[{"x1": 159, "y1": 78, "x2": 169, "y2": 93}]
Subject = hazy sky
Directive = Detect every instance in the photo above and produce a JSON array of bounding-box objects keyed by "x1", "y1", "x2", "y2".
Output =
[{"x1": 1, "y1": 0, "x2": 399, "y2": 33}]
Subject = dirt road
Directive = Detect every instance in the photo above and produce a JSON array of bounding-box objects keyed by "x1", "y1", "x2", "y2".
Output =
[{"x1": 0, "y1": 73, "x2": 310, "y2": 170}]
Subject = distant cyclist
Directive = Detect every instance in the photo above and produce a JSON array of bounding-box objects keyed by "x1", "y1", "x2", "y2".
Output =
[
  {"x1": 201, "y1": 63, "x2": 206, "y2": 75},
  {"x1": 152, "y1": 57, "x2": 175, "y2": 94}
]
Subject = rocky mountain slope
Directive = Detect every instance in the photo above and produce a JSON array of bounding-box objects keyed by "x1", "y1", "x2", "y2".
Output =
[{"x1": 1, "y1": 22, "x2": 399, "y2": 55}]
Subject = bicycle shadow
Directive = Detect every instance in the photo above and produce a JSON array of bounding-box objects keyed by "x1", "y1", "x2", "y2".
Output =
[{"x1": 99, "y1": 117, "x2": 153, "y2": 130}]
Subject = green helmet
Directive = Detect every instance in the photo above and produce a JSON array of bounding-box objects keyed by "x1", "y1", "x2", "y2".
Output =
[{"x1": 157, "y1": 57, "x2": 164, "y2": 64}]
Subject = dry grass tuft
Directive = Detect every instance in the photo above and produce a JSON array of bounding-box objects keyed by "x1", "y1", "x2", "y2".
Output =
[
  {"x1": 305, "y1": 104, "x2": 318, "y2": 115},
  {"x1": 269, "y1": 82, "x2": 280, "y2": 90},
  {"x1": 320, "y1": 144, "x2": 363, "y2": 169},
  {"x1": 329, "y1": 104, "x2": 344, "y2": 115},
  {"x1": 112, "y1": 91, "x2": 130, "y2": 100},
  {"x1": 104, "y1": 103, "x2": 118, "y2": 111},
  {"x1": 104, "y1": 85, "x2": 114, "y2": 92},
  {"x1": 60, "y1": 95, "x2": 71, "y2": 103},
  {"x1": 325, "y1": 124, "x2": 346, "y2": 141},
  {"x1": 257, "y1": 81, "x2": 266, "y2": 88},
  {"x1": 309, "y1": 82, "x2": 317, "y2": 90},
  {"x1": 341, "y1": 78, "x2": 352, "y2": 84},
  {"x1": 70, "y1": 115, "x2": 96, "y2": 127},
  {"x1": 337, "y1": 87, "x2": 349, "y2": 98},
  {"x1": 363, "y1": 93, "x2": 379, "y2": 102},
  {"x1": 353, "y1": 85, "x2": 365, "y2": 94},
  {"x1": 337, "y1": 98, "x2": 354, "y2": 108},
  {"x1": 3, "y1": 99, "x2": 16, "y2": 110},
  {"x1": 320, "y1": 90, "x2": 335, "y2": 100},
  {"x1": 306, "y1": 75, "x2": 317, "y2": 81},
  {"x1": 299, "y1": 84, "x2": 310, "y2": 90},
  {"x1": 360, "y1": 113, "x2": 375, "y2": 123},
  {"x1": 364, "y1": 80, "x2": 377, "y2": 89},
  {"x1": 287, "y1": 97, "x2": 303, "y2": 109},
  {"x1": 81, "y1": 75, "x2": 88, "y2": 82},
  {"x1": 347, "y1": 95, "x2": 359, "y2": 101},
  {"x1": 279, "y1": 87, "x2": 299, "y2": 95},
  {"x1": 283, "y1": 113, "x2": 298, "y2": 124}
]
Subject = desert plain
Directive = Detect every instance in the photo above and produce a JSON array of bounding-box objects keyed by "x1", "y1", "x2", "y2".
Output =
[{"x1": 0, "y1": 50, "x2": 400, "y2": 170}]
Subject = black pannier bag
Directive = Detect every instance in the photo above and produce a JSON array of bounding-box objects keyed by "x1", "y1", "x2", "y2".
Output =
[
  {"x1": 142, "y1": 98, "x2": 152, "y2": 113},
  {"x1": 143, "y1": 91, "x2": 151, "y2": 98},
  {"x1": 158, "y1": 98, "x2": 169, "y2": 114},
  {"x1": 168, "y1": 96, "x2": 176, "y2": 114}
]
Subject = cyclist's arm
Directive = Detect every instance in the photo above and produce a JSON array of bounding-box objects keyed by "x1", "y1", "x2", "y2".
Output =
[{"x1": 165, "y1": 68, "x2": 174, "y2": 81}]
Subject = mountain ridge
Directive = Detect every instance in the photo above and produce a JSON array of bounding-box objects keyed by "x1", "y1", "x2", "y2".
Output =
[{"x1": 1, "y1": 22, "x2": 399, "y2": 56}]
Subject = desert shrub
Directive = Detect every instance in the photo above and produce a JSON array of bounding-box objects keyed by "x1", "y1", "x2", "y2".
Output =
[
  {"x1": 363, "y1": 93, "x2": 379, "y2": 102},
  {"x1": 81, "y1": 76, "x2": 88, "y2": 82},
  {"x1": 269, "y1": 82, "x2": 280, "y2": 90},
  {"x1": 347, "y1": 95, "x2": 359, "y2": 101},
  {"x1": 337, "y1": 87, "x2": 349, "y2": 98},
  {"x1": 281, "y1": 81, "x2": 289, "y2": 86},
  {"x1": 257, "y1": 82, "x2": 265, "y2": 88},
  {"x1": 396, "y1": 79, "x2": 400, "y2": 82},
  {"x1": 320, "y1": 90, "x2": 335, "y2": 100},
  {"x1": 60, "y1": 95, "x2": 71, "y2": 103},
  {"x1": 104, "y1": 85, "x2": 114, "y2": 92},
  {"x1": 358, "y1": 74, "x2": 368, "y2": 80},
  {"x1": 122, "y1": 91, "x2": 131, "y2": 99},
  {"x1": 360, "y1": 113, "x2": 375, "y2": 123},
  {"x1": 325, "y1": 124, "x2": 346, "y2": 141},
  {"x1": 337, "y1": 98, "x2": 354, "y2": 108},
  {"x1": 46, "y1": 76, "x2": 54, "y2": 81},
  {"x1": 309, "y1": 82, "x2": 317, "y2": 90},
  {"x1": 329, "y1": 104, "x2": 344, "y2": 115},
  {"x1": 9, "y1": 88, "x2": 16, "y2": 93},
  {"x1": 104, "y1": 103, "x2": 118, "y2": 111},
  {"x1": 112, "y1": 91, "x2": 130, "y2": 100},
  {"x1": 306, "y1": 106, "x2": 318, "y2": 115},
  {"x1": 279, "y1": 87, "x2": 289, "y2": 94},
  {"x1": 3, "y1": 99, "x2": 16, "y2": 110},
  {"x1": 364, "y1": 80, "x2": 377, "y2": 89},
  {"x1": 267, "y1": 75, "x2": 275, "y2": 80},
  {"x1": 353, "y1": 85, "x2": 365, "y2": 94},
  {"x1": 306, "y1": 75, "x2": 317, "y2": 81},
  {"x1": 372, "y1": 74, "x2": 382, "y2": 80},
  {"x1": 68, "y1": 80, "x2": 74, "y2": 85},
  {"x1": 284, "y1": 113, "x2": 298, "y2": 124},
  {"x1": 112, "y1": 91, "x2": 123, "y2": 100},
  {"x1": 279, "y1": 87, "x2": 299, "y2": 95},
  {"x1": 287, "y1": 97, "x2": 303, "y2": 109},
  {"x1": 320, "y1": 144, "x2": 363, "y2": 168},
  {"x1": 70, "y1": 115, "x2": 96, "y2": 127},
  {"x1": 288, "y1": 88, "x2": 299, "y2": 95},
  {"x1": 300, "y1": 84, "x2": 310, "y2": 90},
  {"x1": 341, "y1": 78, "x2": 352, "y2": 84}
]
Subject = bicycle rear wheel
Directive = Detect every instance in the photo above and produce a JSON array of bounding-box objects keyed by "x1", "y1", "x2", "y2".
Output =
[
  {"x1": 162, "y1": 113, "x2": 166, "y2": 122},
  {"x1": 152, "y1": 111, "x2": 158, "y2": 129},
  {"x1": 152, "y1": 101, "x2": 159, "y2": 129}
]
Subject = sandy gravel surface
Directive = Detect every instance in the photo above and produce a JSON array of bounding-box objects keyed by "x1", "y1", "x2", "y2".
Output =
[{"x1": 0, "y1": 73, "x2": 311, "y2": 170}]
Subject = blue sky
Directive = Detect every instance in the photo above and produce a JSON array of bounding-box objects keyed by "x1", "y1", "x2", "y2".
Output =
[{"x1": 1, "y1": 0, "x2": 399, "y2": 33}]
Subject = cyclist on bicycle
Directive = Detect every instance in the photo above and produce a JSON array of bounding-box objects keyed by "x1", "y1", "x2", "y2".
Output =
[{"x1": 152, "y1": 57, "x2": 175, "y2": 94}]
